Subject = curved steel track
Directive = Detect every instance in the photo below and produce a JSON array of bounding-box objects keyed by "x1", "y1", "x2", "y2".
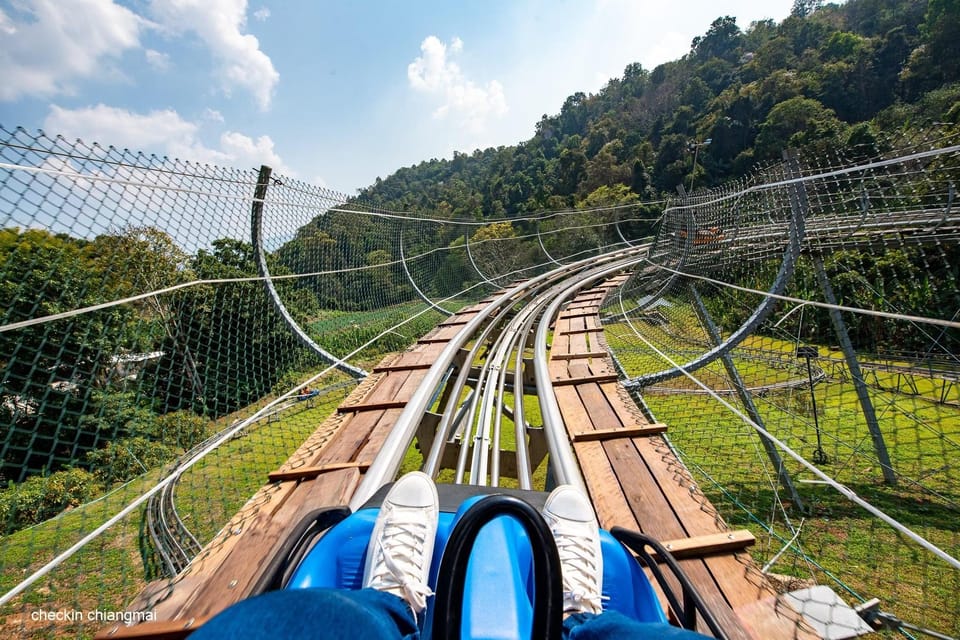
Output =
[{"x1": 350, "y1": 244, "x2": 648, "y2": 508}]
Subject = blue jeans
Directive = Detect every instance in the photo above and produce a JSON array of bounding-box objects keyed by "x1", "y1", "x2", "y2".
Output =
[
  {"x1": 192, "y1": 588, "x2": 714, "y2": 639},
  {"x1": 192, "y1": 589, "x2": 420, "y2": 640}
]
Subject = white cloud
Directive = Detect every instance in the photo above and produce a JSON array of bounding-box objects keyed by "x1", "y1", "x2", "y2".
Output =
[
  {"x1": 0, "y1": 0, "x2": 142, "y2": 101},
  {"x1": 407, "y1": 36, "x2": 507, "y2": 132},
  {"x1": 43, "y1": 104, "x2": 292, "y2": 174},
  {"x1": 219, "y1": 131, "x2": 286, "y2": 172},
  {"x1": 253, "y1": 7, "x2": 270, "y2": 21},
  {"x1": 145, "y1": 49, "x2": 171, "y2": 71},
  {"x1": 0, "y1": 8, "x2": 16, "y2": 35},
  {"x1": 150, "y1": 0, "x2": 279, "y2": 111},
  {"x1": 203, "y1": 108, "x2": 225, "y2": 122}
]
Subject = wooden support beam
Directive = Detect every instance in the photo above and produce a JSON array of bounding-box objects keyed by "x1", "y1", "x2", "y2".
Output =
[
  {"x1": 268, "y1": 461, "x2": 369, "y2": 482},
  {"x1": 656, "y1": 530, "x2": 756, "y2": 560},
  {"x1": 558, "y1": 311, "x2": 600, "y2": 320},
  {"x1": 552, "y1": 373, "x2": 619, "y2": 386},
  {"x1": 571, "y1": 424, "x2": 667, "y2": 442},
  {"x1": 563, "y1": 327, "x2": 603, "y2": 335},
  {"x1": 372, "y1": 362, "x2": 434, "y2": 373},
  {"x1": 550, "y1": 351, "x2": 609, "y2": 361},
  {"x1": 337, "y1": 400, "x2": 407, "y2": 413}
]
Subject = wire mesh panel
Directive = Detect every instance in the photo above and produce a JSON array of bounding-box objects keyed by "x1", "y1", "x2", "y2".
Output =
[
  {"x1": 604, "y1": 129, "x2": 960, "y2": 637},
  {"x1": 0, "y1": 127, "x2": 640, "y2": 638}
]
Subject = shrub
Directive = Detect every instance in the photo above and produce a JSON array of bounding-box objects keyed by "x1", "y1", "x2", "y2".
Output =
[
  {"x1": 153, "y1": 411, "x2": 211, "y2": 450},
  {"x1": 86, "y1": 437, "x2": 175, "y2": 485},
  {"x1": 0, "y1": 468, "x2": 102, "y2": 532}
]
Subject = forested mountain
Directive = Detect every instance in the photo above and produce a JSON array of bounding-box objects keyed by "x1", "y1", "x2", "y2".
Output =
[{"x1": 356, "y1": 0, "x2": 960, "y2": 215}]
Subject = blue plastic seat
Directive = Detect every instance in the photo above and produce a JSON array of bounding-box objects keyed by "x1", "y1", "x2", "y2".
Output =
[{"x1": 286, "y1": 496, "x2": 667, "y2": 639}]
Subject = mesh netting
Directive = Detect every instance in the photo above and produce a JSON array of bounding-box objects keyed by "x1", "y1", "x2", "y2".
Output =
[
  {"x1": 603, "y1": 129, "x2": 960, "y2": 636},
  {"x1": 0, "y1": 126, "x2": 643, "y2": 637},
  {"x1": 1, "y1": 123, "x2": 959, "y2": 638}
]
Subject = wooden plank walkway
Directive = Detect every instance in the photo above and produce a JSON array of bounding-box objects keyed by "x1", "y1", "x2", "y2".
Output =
[
  {"x1": 551, "y1": 277, "x2": 817, "y2": 640},
  {"x1": 103, "y1": 281, "x2": 819, "y2": 639}
]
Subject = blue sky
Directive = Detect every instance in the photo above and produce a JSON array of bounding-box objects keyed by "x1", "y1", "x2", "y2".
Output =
[{"x1": 0, "y1": 0, "x2": 796, "y2": 193}]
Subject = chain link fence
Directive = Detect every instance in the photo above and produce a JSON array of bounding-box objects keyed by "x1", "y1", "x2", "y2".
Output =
[
  {"x1": 0, "y1": 126, "x2": 642, "y2": 637},
  {"x1": 603, "y1": 129, "x2": 960, "y2": 637}
]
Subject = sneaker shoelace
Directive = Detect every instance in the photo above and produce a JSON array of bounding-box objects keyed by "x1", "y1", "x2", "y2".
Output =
[
  {"x1": 369, "y1": 517, "x2": 434, "y2": 612},
  {"x1": 552, "y1": 523, "x2": 605, "y2": 614}
]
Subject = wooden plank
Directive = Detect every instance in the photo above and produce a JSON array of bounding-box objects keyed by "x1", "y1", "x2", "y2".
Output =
[
  {"x1": 336, "y1": 399, "x2": 408, "y2": 413},
  {"x1": 372, "y1": 362, "x2": 434, "y2": 373},
  {"x1": 629, "y1": 436, "x2": 779, "y2": 608},
  {"x1": 438, "y1": 318, "x2": 471, "y2": 327},
  {"x1": 153, "y1": 483, "x2": 290, "y2": 612},
  {"x1": 395, "y1": 369, "x2": 430, "y2": 402},
  {"x1": 611, "y1": 462, "x2": 760, "y2": 640},
  {"x1": 354, "y1": 408, "x2": 405, "y2": 465},
  {"x1": 599, "y1": 382, "x2": 649, "y2": 425},
  {"x1": 95, "y1": 617, "x2": 210, "y2": 640},
  {"x1": 567, "y1": 330, "x2": 590, "y2": 354},
  {"x1": 563, "y1": 327, "x2": 604, "y2": 335},
  {"x1": 267, "y1": 461, "x2": 368, "y2": 482},
  {"x1": 557, "y1": 311, "x2": 599, "y2": 320},
  {"x1": 554, "y1": 385, "x2": 595, "y2": 433},
  {"x1": 550, "y1": 351, "x2": 609, "y2": 360},
  {"x1": 604, "y1": 438, "x2": 683, "y2": 538},
  {"x1": 676, "y1": 559, "x2": 757, "y2": 640},
  {"x1": 344, "y1": 370, "x2": 412, "y2": 408},
  {"x1": 177, "y1": 469, "x2": 360, "y2": 621},
  {"x1": 551, "y1": 373, "x2": 619, "y2": 386},
  {"x1": 574, "y1": 441, "x2": 638, "y2": 531},
  {"x1": 573, "y1": 383, "x2": 624, "y2": 431},
  {"x1": 314, "y1": 410, "x2": 386, "y2": 464},
  {"x1": 657, "y1": 530, "x2": 756, "y2": 560},
  {"x1": 735, "y1": 595, "x2": 821, "y2": 640},
  {"x1": 571, "y1": 424, "x2": 667, "y2": 442}
]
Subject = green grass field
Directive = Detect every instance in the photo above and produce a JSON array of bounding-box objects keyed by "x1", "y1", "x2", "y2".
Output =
[
  {"x1": 0, "y1": 387, "x2": 350, "y2": 639},
  {"x1": 624, "y1": 340, "x2": 960, "y2": 635},
  {"x1": 3, "y1": 301, "x2": 958, "y2": 637}
]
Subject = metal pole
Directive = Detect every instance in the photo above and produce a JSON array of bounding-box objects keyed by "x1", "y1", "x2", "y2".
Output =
[
  {"x1": 689, "y1": 285, "x2": 806, "y2": 512},
  {"x1": 250, "y1": 165, "x2": 368, "y2": 379},
  {"x1": 797, "y1": 348, "x2": 827, "y2": 464},
  {"x1": 812, "y1": 254, "x2": 896, "y2": 485}
]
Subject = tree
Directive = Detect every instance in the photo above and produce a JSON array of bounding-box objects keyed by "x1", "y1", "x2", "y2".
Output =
[
  {"x1": 791, "y1": 0, "x2": 823, "y2": 18},
  {"x1": 579, "y1": 141, "x2": 632, "y2": 196},
  {"x1": 469, "y1": 222, "x2": 533, "y2": 282},
  {"x1": 691, "y1": 16, "x2": 743, "y2": 62},
  {"x1": 0, "y1": 229, "x2": 141, "y2": 479},
  {"x1": 755, "y1": 97, "x2": 844, "y2": 160},
  {"x1": 920, "y1": 0, "x2": 960, "y2": 83}
]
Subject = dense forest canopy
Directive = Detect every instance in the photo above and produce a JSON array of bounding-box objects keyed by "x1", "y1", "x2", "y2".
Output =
[
  {"x1": 356, "y1": 0, "x2": 960, "y2": 216},
  {"x1": 2, "y1": 0, "x2": 959, "y2": 495}
]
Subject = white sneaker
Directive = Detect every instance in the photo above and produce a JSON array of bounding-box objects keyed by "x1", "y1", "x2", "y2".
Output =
[
  {"x1": 362, "y1": 471, "x2": 439, "y2": 614},
  {"x1": 542, "y1": 485, "x2": 604, "y2": 615}
]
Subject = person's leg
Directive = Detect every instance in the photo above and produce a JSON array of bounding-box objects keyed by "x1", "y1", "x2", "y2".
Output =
[
  {"x1": 363, "y1": 470, "x2": 439, "y2": 614},
  {"x1": 191, "y1": 588, "x2": 419, "y2": 640},
  {"x1": 543, "y1": 485, "x2": 715, "y2": 640},
  {"x1": 541, "y1": 485, "x2": 605, "y2": 616},
  {"x1": 564, "y1": 610, "x2": 715, "y2": 639}
]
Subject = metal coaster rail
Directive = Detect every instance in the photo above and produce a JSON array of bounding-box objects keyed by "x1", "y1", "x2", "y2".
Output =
[{"x1": 350, "y1": 244, "x2": 648, "y2": 508}]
